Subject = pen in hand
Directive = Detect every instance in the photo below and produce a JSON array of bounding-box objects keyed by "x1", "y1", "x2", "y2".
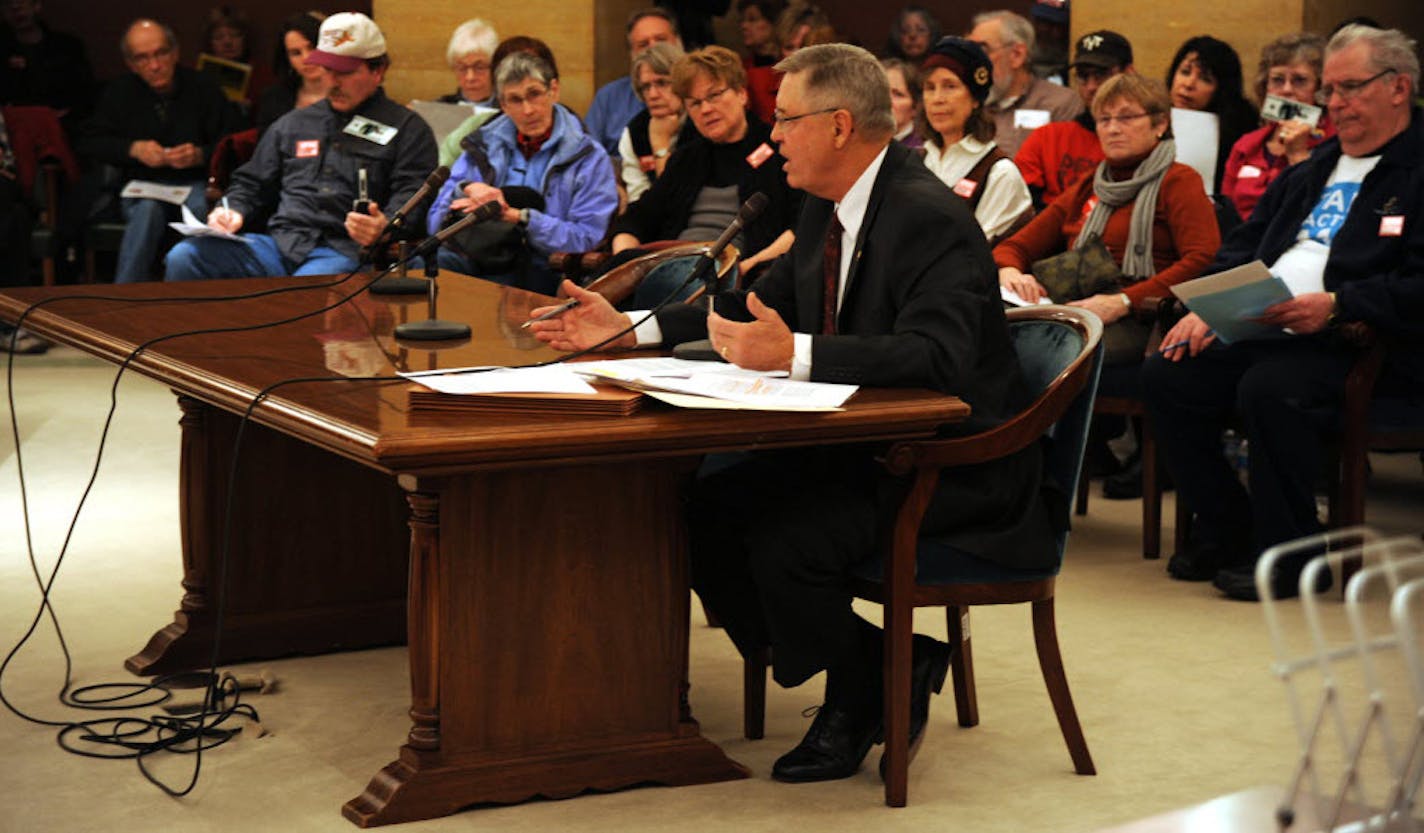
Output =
[
  {"x1": 1160, "y1": 330, "x2": 1214, "y2": 353},
  {"x1": 521, "y1": 298, "x2": 580, "y2": 329}
]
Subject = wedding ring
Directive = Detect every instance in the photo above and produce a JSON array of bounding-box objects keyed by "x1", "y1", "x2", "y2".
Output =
[{"x1": 721, "y1": 346, "x2": 730, "y2": 358}]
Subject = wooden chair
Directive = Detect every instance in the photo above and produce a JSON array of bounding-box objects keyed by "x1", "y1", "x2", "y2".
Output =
[
  {"x1": 742, "y1": 305, "x2": 1104, "y2": 806},
  {"x1": 562, "y1": 241, "x2": 740, "y2": 307},
  {"x1": 1074, "y1": 297, "x2": 1188, "y2": 559}
]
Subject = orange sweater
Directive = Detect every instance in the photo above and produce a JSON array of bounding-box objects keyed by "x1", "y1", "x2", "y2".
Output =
[{"x1": 992, "y1": 161, "x2": 1220, "y2": 304}]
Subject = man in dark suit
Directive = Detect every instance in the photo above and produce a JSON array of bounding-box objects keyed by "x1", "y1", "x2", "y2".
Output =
[{"x1": 530, "y1": 43, "x2": 1054, "y2": 783}]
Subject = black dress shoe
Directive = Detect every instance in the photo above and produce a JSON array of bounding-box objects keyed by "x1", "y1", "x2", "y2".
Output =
[
  {"x1": 1167, "y1": 542, "x2": 1249, "y2": 582},
  {"x1": 772, "y1": 701, "x2": 882, "y2": 783},
  {"x1": 879, "y1": 634, "x2": 951, "y2": 779},
  {"x1": 1101, "y1": 455, "x2": 1174, "y2": 500},
  {"x1": 1213, "y1": 558, "x2": 1332, "y2": 601}
]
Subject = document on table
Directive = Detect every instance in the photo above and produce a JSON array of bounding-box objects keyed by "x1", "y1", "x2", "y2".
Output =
[
  {"x1": 121, "y1": 180, "x2": 194, "y2": 205},
  {"x1": 1171, "y1": 260, "x2": 1293, "y2": 344},
  {"x1": 574, "y1": 357, "x2": 788, "y2": 379},
  {"x1": 401, "y1": 364, "x2": 597, "y2": 395},
  {"x1": 575, "y1": 359, "x2": 856, "y2": 411},
  {"x1": 168, "y1": 204, "x2": 248, "y2": 243}
]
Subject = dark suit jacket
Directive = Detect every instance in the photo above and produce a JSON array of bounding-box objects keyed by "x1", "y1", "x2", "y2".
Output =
[{"x1": 661, "y1": 142, "x2": 1058, "y2": 570}]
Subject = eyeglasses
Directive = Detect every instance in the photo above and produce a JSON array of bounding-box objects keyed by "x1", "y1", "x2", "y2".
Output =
[
  {"x1": 1317, "y1": 68, "x2": 1397, "y2": 103},
  {"x1": 1266, "y1": 70, "x2": 1315, "y2": 91},
  {"x1": 501, "y1": 86, "x2": 548, "y2": 109},
  {"x1": 772, "y1": 106, "x2": 840, "y2": 127},
  {"x1": 1074, "y1": 67, "x2": 1115, "y2": 85},
  {"x1": 1095, "y1": 111, "x2": 1152, "y2": 127},
  {"x1": 454, "y1": 61, "x2": 491, "y2": 76},
  {"x1": 684, "y1": 86, "x2": 733, "y2": 110},
  {"x1": 128, "y1": 45, "x2": 173, "y2": 66},
  {"x1": 636, "y1": 78, "x2": 672, "y2": 97},
  {"x1": 969, "y1": 39, "x2": 1003, "y2": 55}
]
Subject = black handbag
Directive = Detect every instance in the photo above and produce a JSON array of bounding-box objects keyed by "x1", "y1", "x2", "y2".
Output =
[
  {"x1": 441, "y1": 185, "x2": 545, "y2": 275},
  {"x1": 1030, "y1": 235, "x2": 1124, "y2": 304}
]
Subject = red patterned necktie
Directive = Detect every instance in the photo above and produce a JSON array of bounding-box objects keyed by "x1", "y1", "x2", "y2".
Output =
[{"x1": 822, "y1": 213, "x2": 844, "y2": 335}]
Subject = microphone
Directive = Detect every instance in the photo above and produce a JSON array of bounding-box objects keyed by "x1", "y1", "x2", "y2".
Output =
[
  {"x1": 387, "y1": 165, "x2": 450, "y2": 232},
  {"x1": 412, "y1": 200, "x2": 504, "y2": 260},
  {"x1": 704, "y1": 192, "x2": 769, "y2": 265}
]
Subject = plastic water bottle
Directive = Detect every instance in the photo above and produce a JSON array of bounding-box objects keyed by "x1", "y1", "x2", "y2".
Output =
[{"x1": 1222, "y1": 430, "x2": 1249, "y2": 483}]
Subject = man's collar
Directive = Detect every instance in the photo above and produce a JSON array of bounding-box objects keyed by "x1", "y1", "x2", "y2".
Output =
[{"x1": 834, "y1": 144, "x2": 890, "y2": 233}]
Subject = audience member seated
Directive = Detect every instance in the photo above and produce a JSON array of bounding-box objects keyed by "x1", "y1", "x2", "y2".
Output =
[
  {"x1": 608, "y1": 45, "x2": 798, "y2": 304},
  {"x1": 968, "y1": 9, "x2": 1082, "y2": 157},
  {"x1": 1015, "y1": 30, "x2": 1133, "y2": 209},
  {"x1": 1165, "y1": 35, "x2": 1258, "y2": 196},
  {"x1": 255, "y1": 11, "x2": 329, "y2": 136},
  {"x1": 438, "y1": 36, "x2": 558, "y2": 168},
  {"x1": 918, "y1": 37, "x2": 1032, "y2": 245},
  {"x1": 1028, "y1": 0, "x2": 1070, "y2": 85},
  {"x1": 427, "y1": 51, "x2": 617, "y2": 295},
  {"x1": 995, "y1": 74, "x2": 1218, "y2": 369},
  {"x1": 164, "y1": 12, "x2": 436, "y2": 281},
  {"x1": 737, "y1": 0, "x2": 785, "y2": 124},
  {"x1": 201, "y1": 6, "x2": 267, "y2": 112},
  {"x1": 0, "y1": 0, "x2": 94, "y2": 129},
  {"x1": 619, "y1": 42, "x2": 691, "y2": 204},
  {"x1": 438, "y1": 18, "x2": 499, "y2": 108},
  {"x1": 1222, "y1": 32, "x2": 1333, "y2": 222},
  {"x1": 0, "y1": 103, "x2": 78, "y2": 352},
  {"x1": 586, "y1": 8, "x2": 682, "y2": 160},
  {"x1": 881, "y1": 57, "x2": 923, "y2": 151},
  {"x1": 776, "y1": 2, "x2": 836, "y2": 58},
  {"x1": 77, "y1": 19, "x2": 240, "y2": 283},
  {"x1": 884, "y1": 5, "x2": 938, "y2": 65},
  {"x1": 1144, "y1": 26, "x2": 1424, "y2": 601}
]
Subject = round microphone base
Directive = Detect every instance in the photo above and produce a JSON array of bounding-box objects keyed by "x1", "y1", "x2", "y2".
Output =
[
  {"x1": 395, "y1": 319, "x2": 472, "y2": 341},
  {"x1": 368, "y1": 276, "x2": 428, "y2": 295},
  {"x1": 671, "y1": 338, "x2": 726, "y2": 362}
]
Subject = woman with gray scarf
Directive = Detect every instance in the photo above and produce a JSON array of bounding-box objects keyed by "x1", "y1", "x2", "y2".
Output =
[{"x1": 993, "y1": 74, "x2": 1219, "y2": 365}]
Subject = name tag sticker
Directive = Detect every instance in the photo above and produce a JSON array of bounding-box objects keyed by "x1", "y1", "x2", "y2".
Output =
[
  {"x1": 296, "y1": 139, "x2": 320, "y2": 158},
  {"x1": 746, "y1": 142, "x2": 774, "y2": 168},
  {"x1": 1014, "y1": 109, "x2": 1051, "y2": 130},
  {"x1": 1238, "y1": 164, "x2": 1263, "y2": 179},
  {"x1": 343, "y1": 115, "x2": 398, "y2": 146},
  {"x1": 952, "y1": 178, "x2": 978, "y2": 198},
  {"x1": 1380, "y1": 215, "x2": 1404, "y2": 237}
]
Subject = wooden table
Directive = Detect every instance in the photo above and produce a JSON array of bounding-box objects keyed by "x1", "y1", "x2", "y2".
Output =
[{"x1": 0, "y1": 275, "x2": 969, "y2": 826}]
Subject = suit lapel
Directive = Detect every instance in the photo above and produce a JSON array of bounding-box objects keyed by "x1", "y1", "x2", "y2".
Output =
[{"x1": 838, "y1": 144, "x2": 902, "y2": 324}]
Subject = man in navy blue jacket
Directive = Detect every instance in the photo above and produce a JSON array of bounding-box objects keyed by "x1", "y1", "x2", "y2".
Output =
[{"x1": 1143, "y1": 24, "x2": 1424, "y2": 600}]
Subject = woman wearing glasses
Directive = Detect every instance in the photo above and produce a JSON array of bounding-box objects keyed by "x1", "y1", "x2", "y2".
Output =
[
  {"x1": 617, "y1": 42, "x2": 694, "y2": 204},
  {"x1": 995, "y1": 74, "x2": 1219, "y2": 365},
  {"x1": 608, "y1": 45, "x2": 799, "y2": 299},
  {"x1": 918, "y1": 37, "x2": 1033, "y2": 246},
  {"x1": 1221, "y1": 33, "x2": 1334, "y2": 222}
]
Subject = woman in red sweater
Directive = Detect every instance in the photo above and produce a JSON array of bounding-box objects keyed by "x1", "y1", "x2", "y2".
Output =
[{"x1": 994, "y1": 74, "x2": 1219, "y2": 366}]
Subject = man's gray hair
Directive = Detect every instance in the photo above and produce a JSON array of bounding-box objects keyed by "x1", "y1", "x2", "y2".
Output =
[
  {"x1": 1328, "y1": 24, "x2": 1419, "y2": 91},
  {"x1": 495, "y1": 51, "x2": 557, "y2": 99},
  {"x1": 971, "y1": 10, "x2": 1035, "y2": 52},
  {"x1": 776, "y1": 43, "x2": 895, "y2": 140},
  {"x1": 120, "y1": 19, "x2": 177, "y2": 59},
  {"x1": 446, "y1": 18, "x2": 499, "y2": 67}
]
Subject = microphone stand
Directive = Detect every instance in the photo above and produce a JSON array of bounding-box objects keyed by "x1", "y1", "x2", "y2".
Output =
[
  {"x1": 367, "y1": 234, "x2": 427, "y2": 295},
  {"x1": 394, "y1": 258, "x2": 471, "y2": 341}
]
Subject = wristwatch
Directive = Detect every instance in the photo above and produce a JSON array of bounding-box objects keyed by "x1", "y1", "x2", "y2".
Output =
[
  {"x1": 1118, "y1": 293, "x2": 1132, "y2": 311},
  {"x1": 517, "y1": 208, "x2": 530, "y2": 227}
]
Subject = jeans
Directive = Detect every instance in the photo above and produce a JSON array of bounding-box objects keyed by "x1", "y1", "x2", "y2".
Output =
[
  {"x1": 630, "y1": 255, "x2": 737, "y2": 310},
  {"x1": 114, "y1": 181, "x2": 207, "y2": 283},
  {"x1": 165, "y1": 233, "x2": 359, "y2": 281}
]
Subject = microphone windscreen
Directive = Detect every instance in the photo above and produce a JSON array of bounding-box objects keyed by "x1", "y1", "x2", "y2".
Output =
[
  {"x1": 427, "y1": 165, "x2": 452, "y2": 189},
  {"x1": 740, "y1": 192, "x2": 769, "y2": 223}
]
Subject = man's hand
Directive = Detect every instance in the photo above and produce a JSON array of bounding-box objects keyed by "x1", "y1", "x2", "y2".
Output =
[
  {"x1": 706, "y1": 292, "x2": 793, "y2": 371},
  {"x1": 164, "y1": 143, "x2": 204, "y2": 169},
  {"x1": 999, "y1": 266, "x2": 1047, "y2": 303},
  {"x1": 208, "y1": 205, "x2": 244, "y2": 233},
  {"x1": 1159, "y1": 311, "x2": 1216, "y2": 361},
  {"x1": 1069, "y1": 292, "x2": 1128, "y2": 325},
  {"x1": 129, "y1": 140, "x2": 166, "y2": 168},
  {"x1": 527, "y1": 280, "x2": 637, "y2": 352},
  {"x1": 345, "y1": 201, "x2": 388, "y2": 247},
  {"x1": 1257, "y1": 291, "x2": 1334, "y2": 334}
]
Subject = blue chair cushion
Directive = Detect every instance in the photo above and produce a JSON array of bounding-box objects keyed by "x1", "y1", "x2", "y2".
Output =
[{"x1": 852, "y1": 537, "x2": 1061, "y2": 586}]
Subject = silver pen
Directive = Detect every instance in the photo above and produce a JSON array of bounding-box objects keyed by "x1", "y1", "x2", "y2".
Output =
[{"x1": 521, "y1": 298, "x2": 580, "y2": 329}]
